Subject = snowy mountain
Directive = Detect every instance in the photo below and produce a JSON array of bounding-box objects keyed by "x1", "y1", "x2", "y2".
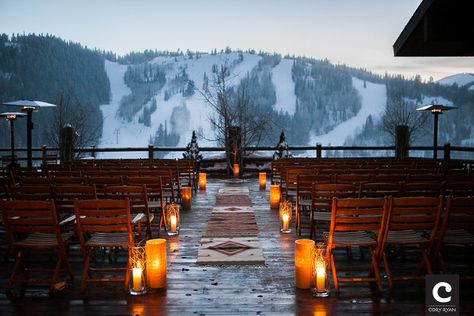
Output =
[
  {"x1": 438, "y1": 73, "x2": 474, "y2": 91},
  {"x1": 2, "y1": 35, "x2": 472, "y2": 157},
  {"x1": 98, "y1": 52, "x2": 474, "y2": 158}
]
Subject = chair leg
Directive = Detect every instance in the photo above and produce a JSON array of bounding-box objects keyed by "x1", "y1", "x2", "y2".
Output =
[
  {"x1": 422, "y1": 248, "x2": 433, "y2": 274},
  {"x1": 146, "y1": 219, "x2": 153, "y2": 240},
  {"x1": 382, "y1": 251, "x2": 393, "y2": 289},
  {"x1": 60, "y1": 247, "x2": 74, "y2": 281},
  {"x1": 295, "y1": 205, "x2": 300, "y2": 235},
  {"x1": 370, "y1": 249, "x2": 383, "y2": 292},
  {"x1": 6, "y1": 249, "x2": 23, "y2": 297},
  {"x1": 81, "y1": 249, "x2": 91, "y2": 293},
  {"x1": 137, "y1": 222, "x2": 142, "y2": 240},
  {"x1": 124, "y1": 260, "x2": 130, "y2": 291},
  {"x1": 50, "y1": 253, "x2": 63, "y2": 293},
  {"x1": 309, "y1": 211, "x2": 314, "y2": 240},
  {"x1": 330, "y1": 251, "x2": 339, "y2": 293}
]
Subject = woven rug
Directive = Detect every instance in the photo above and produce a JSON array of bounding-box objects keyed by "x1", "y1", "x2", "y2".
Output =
[{"x1": 196, "y1": 187, "x2": 265, "y2": 265}]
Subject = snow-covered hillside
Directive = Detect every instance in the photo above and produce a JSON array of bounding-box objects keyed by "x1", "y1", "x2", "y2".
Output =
[
  {"x1": 272, "y1": 59, "x2": 297, "y2": 115},
  {"x1": 99, "y1": 52, "x2": 466, "y2": 159},
  {"x1": 309, "y1": 77, "x2": 386, "y2": 146},
  {"x1": 438, "y1": 73, "x2": 474, "y2": 87}
]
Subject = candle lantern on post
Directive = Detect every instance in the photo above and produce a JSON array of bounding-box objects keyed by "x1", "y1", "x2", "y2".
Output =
[
  {"x1": 269, "y1": 184, "x2": 281, "y2": 209},
  {"x1": 165, "y1": 202, "x2": 180, "y2": 236},
  {"x1": 199, "y1": 173, "x2": 206, "y2": 191},
  {"x1": 259, "y1": 172, "x2": 266, "y2": 190},
  {"x1": 279, "y1": 200, "x2": 292, "y2": 233},
  {"x1": 312, "y1": 242, "x2": 330, "y2": 297},
  {"x1": 181, "y1": 186, "x2": 192, "y2": 211},
  {"x1": 145, "y1": 239, "x2": 167, "y2": 289},
  {"x1": 129, "y1": 244, "x2": 147, "y2": 295},
  {"x1": 295, "y1": 239, "x2": 315, "y2": 289}
]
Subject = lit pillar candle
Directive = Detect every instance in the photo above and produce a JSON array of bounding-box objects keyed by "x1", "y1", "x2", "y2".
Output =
[
  {"x1": 170, "y1": 215, "x2": 177, "y2": 233},
  {"x1": 233, "y1": 163, "x2": 239, "y2": 177},
  {"x1": 259, "y1": 172, "x2": 266, "y2": 190},
  {"x1": 282, "y1": 213, "x2": 290, "y2": 231},
  {"x1": 146, "y1": 239, "x2": 167, "y2": 289},
  {"x1": 132, "y1": 266, "x2": 143, "y2": 292},
  {"x1": 181, "y1": 186, "x2": 192, "y2": 211},
  {"x1": 269, "y1": 184, "x2": 281, "y2": 209},
  {"x1": 295, "y1": 239, "x2": 315, "y2": 289},
  {"x1": 199, "y1": 173, "x2": 206, "y2": 191},
  {"x1": 316, "y1": 264, "x2": 326, "y2": 292}
]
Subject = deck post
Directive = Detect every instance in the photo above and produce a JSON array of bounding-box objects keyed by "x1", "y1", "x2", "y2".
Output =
[
  {"x1": 41, "y1": 145, "x2": 47, "y2": 165},
  {"x1": 148, "y1": 145, "x2": 154, "y2": 161},
  {"x1": 316, "y1": 144, "x2": 322, "y2": 158},
  {"x1": 443, "y1": 143, "x2": 451, "y2": 161}
]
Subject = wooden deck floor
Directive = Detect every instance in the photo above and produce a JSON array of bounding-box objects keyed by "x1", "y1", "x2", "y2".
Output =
[{"x1": 1, "y1": 177, "x2": 473, "y2": 315}]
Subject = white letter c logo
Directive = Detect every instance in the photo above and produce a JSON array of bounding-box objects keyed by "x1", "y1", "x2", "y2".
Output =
[{"x1": 432, "y1": 282, "x2": 452, "y2": 303}]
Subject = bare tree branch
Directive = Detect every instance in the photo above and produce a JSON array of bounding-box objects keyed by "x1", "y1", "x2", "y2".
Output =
[{"x1": 381, "y1": 98, "x2": 428, "y2": 144}]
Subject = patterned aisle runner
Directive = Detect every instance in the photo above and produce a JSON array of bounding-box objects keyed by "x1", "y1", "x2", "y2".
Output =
[{"x1": 196, "y1": 187, "x2": 265, "y2": 265}]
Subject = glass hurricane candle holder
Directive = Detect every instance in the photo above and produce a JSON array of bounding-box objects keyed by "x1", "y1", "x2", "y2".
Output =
[
  {"x1": 129, "y1": 245, "x2": 147, "y2": 295},
  {"x1": 269, "y1": 184, "x2": 281, "y2": 209},
  {"x1": 311, "y1": 242, "x2": 330, "y2": 297},
  {"x1": 233, "y1": 163, "x2": 240, "y2": 177},
  {"x1": 145, "y1": 239, "x2": 167, "y2": 289},
  {"x1": 181, "y1": 186, "x2": 192, "y2": 211},
  {"x1": 259, "y1": 172, "x2": 266, "y2": 190},
  {"x1": 295, "y1": 239, "x2": 315, "y2": 289},
  {"x1": 279, "y1": 200, "x2": 292, "y2": 233},
  {"x1": 165, "y1": 202, "x2": 180, "y2": 236},
  {"x1": 199, "y1": 173, "x2": 206, "y2": 191}
]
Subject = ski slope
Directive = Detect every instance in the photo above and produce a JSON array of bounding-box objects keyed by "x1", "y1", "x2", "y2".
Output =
[
  {"x1": 309, "y1": 77, "x2": 387, "y2": 146},
  {"x1": 272, "y1": 58, "x2": 297, "y2": 115}
]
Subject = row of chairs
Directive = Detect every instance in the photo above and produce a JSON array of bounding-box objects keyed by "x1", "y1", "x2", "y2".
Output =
[
  {"x1": 2, "y1": 199, "x2": 136, "y2": 296},
  {"x1": 294, "y1": 181, "x2": 474, "y2": 238},
  {"x1": 272, "y1": 157, "x2": 467, "y2": 184},
  {"x1": 8, "y1": 173, "x2": 182, "y2": 201},
  {"x1": 3, "y1": 183, "x2": 167, "y2": 239},
  {"x1": 327, "y1": 195, "x2": 473, "y2": 292}
]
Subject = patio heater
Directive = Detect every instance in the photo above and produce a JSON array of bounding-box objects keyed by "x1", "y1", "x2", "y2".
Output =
[
  {"x1": 0, "y1": 112, "x2": 26, "y2": 168},
  {"x1": 1, "y1": 100, "x2": 56, "y2": 167},
  {"x1": 416, "y1": 103, "x2": 457, "y2": 160}
]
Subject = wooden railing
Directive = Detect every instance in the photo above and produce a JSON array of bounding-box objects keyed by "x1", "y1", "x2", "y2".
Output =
[{"x1": 1, "y1": 144, "x2": 474, "y2": 167}]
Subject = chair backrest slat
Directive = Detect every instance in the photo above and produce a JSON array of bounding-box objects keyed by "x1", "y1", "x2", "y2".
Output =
[
  {"x1": 2, "y1": 200, "x2": 59, "y2": 237},
  {"x1": 74, "y1": 199, "x2": 133, "y2": 244},
  {"x1": 388, "y1": 196, "x2": 443, "y2": 240},
  {"x1": 330, "y1": 197, "x2": 388, "y2": 242}
]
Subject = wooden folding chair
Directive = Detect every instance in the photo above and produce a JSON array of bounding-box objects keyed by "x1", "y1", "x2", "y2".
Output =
[
  {"x1": 126, "y1": 176, "x2": 165, "y2": 237},
  {"x1": 8, "y1": 184, "x2": 53, "y2": 200},
  {"x1": 74, "y1": 199, "x2": 133, "y2": 293},
  {"x1": 295, "y1": 174, "x2": 331, "y2": 236},
  {"x1": 401, "y1": 182, "x2": 444, "y2": 197},
  {"x1": 381, "y1": 196, "x2": 443, "y2": 289},
  {"x1": 2, "y1": 200, "x2": 73, "y2": 296},
  {"x1": 443, "y1": 181, "x2": 474, "y2": 197},
  {"x1": 358, "y1": 182, "x2": 403, "y2": 199},
  {"x1": 310, "y1": 183, "x2": 357, "y2": 240},
  {"x1": 328, "y1": 197, "x2": 388, "y2": 293},
  {"x1": 53, "y1": 184, "x2": 97, "y2": 227},
  {"x1": 104, "y1": 185, "x2": 153, "y2": 239},
  {"x1": 86, "y1": 176, "x2": 123, "y2": 197},
  {"x1": 435, "y1": 196, "x2": 474, "y2": 275}
]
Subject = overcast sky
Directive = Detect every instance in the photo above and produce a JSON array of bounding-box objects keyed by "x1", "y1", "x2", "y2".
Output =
[{"x1": 1, "y1": 0, "x2": 472, "y2": 80}]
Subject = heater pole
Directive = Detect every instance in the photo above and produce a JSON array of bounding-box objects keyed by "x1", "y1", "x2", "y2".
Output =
[
  {"x1": 10, "y1": 119, "x2": 15, "y2": 164},
  {"x1": 433, "y1": 112, "x2": 439, "y2": 161},
  {"x1": 26, "y1": 109, "x2": 33, "y2": 168}
]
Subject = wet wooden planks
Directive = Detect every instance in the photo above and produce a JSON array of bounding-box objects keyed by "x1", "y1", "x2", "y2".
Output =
[{"x1": 0, "y1": 177, "x2": 473, "y2": 315}]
